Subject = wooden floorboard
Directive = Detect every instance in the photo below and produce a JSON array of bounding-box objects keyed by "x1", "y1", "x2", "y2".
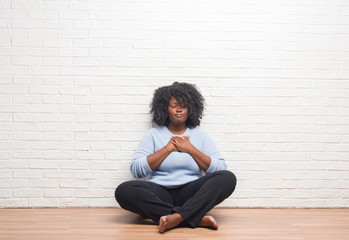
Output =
[{"x1": 0, "y1": 208, "x2": 348, "y2": 240}]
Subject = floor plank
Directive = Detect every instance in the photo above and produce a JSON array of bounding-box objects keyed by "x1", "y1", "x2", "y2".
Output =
[{"x1": 0, "y1": 208, "x2": 348, "y2": 240}]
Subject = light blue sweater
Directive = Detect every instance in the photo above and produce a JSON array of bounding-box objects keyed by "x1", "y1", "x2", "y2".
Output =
[{"x1": 130, "y1": 126, "x2": 227, "y2": 187}]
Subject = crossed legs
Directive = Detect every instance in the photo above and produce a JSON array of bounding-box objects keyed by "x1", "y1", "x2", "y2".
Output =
[{"x1": 115, "y1": 170, "x2": 236, "y2": 233}]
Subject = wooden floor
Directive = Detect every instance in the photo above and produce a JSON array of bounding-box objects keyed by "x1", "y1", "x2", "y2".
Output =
[{"x1": 0, "y1": 208, "x2": 348, "y2": 240}]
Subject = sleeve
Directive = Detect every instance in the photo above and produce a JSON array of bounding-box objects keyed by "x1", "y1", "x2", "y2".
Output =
[
  {"x1": 130, "y1": 130, "x2": 154, "y2": 178},
  {"x1": 202, "y1": 132, "x2": 227, "y2": 174}
]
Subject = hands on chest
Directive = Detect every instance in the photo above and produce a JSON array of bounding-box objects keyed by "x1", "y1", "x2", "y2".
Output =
[
  {"x1": 167, "y1": 136, "x2": 194, "y2": 153},
  {"x1": 148, "y1": 135, "x2": 210, "y2": 171}
]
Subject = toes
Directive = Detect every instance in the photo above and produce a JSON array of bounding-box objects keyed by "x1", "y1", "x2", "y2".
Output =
[{"x1": 158, "y1": 216, "x2": 167, "y2": 233}]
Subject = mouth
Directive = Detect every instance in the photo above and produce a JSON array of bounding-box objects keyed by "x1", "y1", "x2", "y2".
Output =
[{"x1": 175, "y1": 114, "x2": 183, "y2": 118}]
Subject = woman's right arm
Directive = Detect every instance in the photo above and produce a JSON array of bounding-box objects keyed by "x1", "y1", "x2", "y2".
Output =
[
  {"x1": 147, "y1": 141, "x2": 176, "y2": 170},
  {"x1": 130, "y1": 131, "x2": 176, "y2": 178}
]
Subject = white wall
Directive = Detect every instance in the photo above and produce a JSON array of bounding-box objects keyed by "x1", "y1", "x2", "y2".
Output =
[{"x1": 0, "y1": 0, "x2": 348, "y2": 208}]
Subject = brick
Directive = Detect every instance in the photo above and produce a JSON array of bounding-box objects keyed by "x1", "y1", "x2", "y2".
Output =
[
  {"x1": 90, "y1": 123, "x2": 120, "y2": 132},
  {"x1": 29, "y1": 104, "x2": 60, "y2": 113},
  {"x1": 14, "y1": 113, "x2": 43, "y2": 122},
  {"x1": 29, "y1": 86, "x2": 59, "y2": 95},
  {"x1": 60, "y1": 198, "x2": 89, "y2": 207},
  {"x1": 60, "y1": 67, "x2": 90, "y2": 76},
  {"x1": 90, "y1": 105, "x2": 120, "y2": 114},
  {"x1": 60, "y1": 160, "x2": 89, "y2": 170},
  {"x1": 28, "y1": 10, "x2": 57, "y2": 20},
  {"x1": 75, "y1": 114, "x2": 105, "y2": 123},
  {"x1": 89, "y1": 198, "x2": 115, "y2": 207},
  {"x1": 74, "y1": 151, "x2": 104, "y2": 160},
  {"x1": 60, "y1": 105, "x2": 89, "y2": 113},
  {"x1": 44, "y1": 132, "x2": 73, "y2": 141},
  {"x1": 28, "y1": 48, "x2": 57, "y2": 57},
  {"x1": 58, "y1": 11, "x2": 88, "y2": 20},
  {"x1": 28, "y1": 29, "x2": 58, "y2": 39},
  {"x1": 59, "y1": 87, "x2": 89, "y2": 95},
  {"x1": 44, "y1": 151, "x2": 73, "y2": 160},
  {"x1": 42, "y1": 39, "x2": 72, "y2": 48},
  {"x1": 0, "y1": 132, "x2": 10, "y2": 141},
  {"x1": 90, "y1": 161, "x2": 120, "y2": 170},
  {"x1": 12, "y1": 37, "x2": 42, "y2": 47},
  {"x1": 0, "y1": 160, "x2": 29, "y2": 169},
  {"x1": 0, "y1": 199, "x2": 28, "y2": 208},
  {"x1": 58, "y1": 48, "x2": 88, "y2": 57},
  {"x1": 13, "y1": 169, "x2": 43, "y2": 179},
  {"x1": 13, "y1": 189, "x2": 43, "y2": 198},
  {"x1": 0, "y1": 189, "x2": 12, "y2": 198},
  {"x1": 29, "y1": 198, "x2": 58, "y2": 207},
  {"x1": 73, "y1": 171, "x2": 103, "y2": 180},
  {"x1": 0, "y1": 180, "x2": 27, "y2": 188},
  {"x1": 12, "y1": 19, "x2": 42, "y2": 29},
  {"x1": 44, "y1": 114, "x2": 74, "y2": 122},
  {"x1": 60, "y1": 179, "x2": 89, "y2": 188},
  {"x1": 45, "y1": 189, "x2": 74, "y2": 198},
  {"x1": 43, "y1": 1, "x2": 71, "y2": 10},
  {"x1": 13, "y1": 132, "x2": 43, "y2": 141},
  {"x1": 44, "y1": 170, "x2": 74, "y2": 179},
  {"x1": 0, "y1": 66, "x2": 27, "y2": 75},
  {"x1": 73, "y1": 58, "x2": 102, "y2": 67},
  {"x1": 29, "y1": 179, "x2": 59, "y2": 188},
  {"x1": 74, "y1": 189, "x2": 104, "y2": 198},
  {"x1": 44, "y1": 76, "x2": 73, "y2": 85},
  {"x1": 43, "y1": 96, "x2": 73, "y2": 104},
  {"x1": 75, "y1": 133, "x2": 105, "y2": 141},
  {"x1": 59, "y1": 142, "x2": 89, "y2": 151},
  {"x1": 58, "y1": 29, "x2": 88, "y2": 39}
]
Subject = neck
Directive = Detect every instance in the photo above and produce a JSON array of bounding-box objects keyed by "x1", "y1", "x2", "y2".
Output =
[{"x1": 167, "y1": 123, "x2": 187, "y2": 135}]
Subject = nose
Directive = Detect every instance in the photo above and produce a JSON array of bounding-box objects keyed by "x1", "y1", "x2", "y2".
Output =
[{"x1": 176, "y1": 106, "x2": 182, "y2": 111}]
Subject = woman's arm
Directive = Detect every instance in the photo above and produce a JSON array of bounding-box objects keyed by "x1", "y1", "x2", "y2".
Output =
[{"x1": 147, "y1": 141, "x2": 177, "y2": 170}]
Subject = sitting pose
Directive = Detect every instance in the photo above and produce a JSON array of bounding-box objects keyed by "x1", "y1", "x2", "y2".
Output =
[{"x1": 115, "y1": 82, "x2": 237, "y2": 233}]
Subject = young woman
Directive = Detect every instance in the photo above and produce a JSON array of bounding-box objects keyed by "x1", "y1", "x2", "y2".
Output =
[{"x1": 115, "y1": 82, "x2": 236, "y2": 233}]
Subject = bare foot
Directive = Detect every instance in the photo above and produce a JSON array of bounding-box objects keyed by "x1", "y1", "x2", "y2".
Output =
[
  {"x1": 158, "y1": 213, "x2": 184, "y2": 233},
  {"x1": 197, "y1": 216, "x2": 219, "y2": 230}
]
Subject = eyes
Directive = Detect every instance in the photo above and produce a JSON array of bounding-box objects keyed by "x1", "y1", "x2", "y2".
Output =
[{"x1": 169, "y1": 104, "x2": 187, "y2": 109}]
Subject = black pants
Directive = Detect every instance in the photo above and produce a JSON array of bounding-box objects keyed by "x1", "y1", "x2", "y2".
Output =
[{"x1": 115, "y1": 170, "x2": 236, "y2": 228}]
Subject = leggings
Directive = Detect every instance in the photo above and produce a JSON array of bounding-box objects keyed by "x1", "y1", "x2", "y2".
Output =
[{"x1": 115, "y1": 170, "x2": 237, "y2": 228}]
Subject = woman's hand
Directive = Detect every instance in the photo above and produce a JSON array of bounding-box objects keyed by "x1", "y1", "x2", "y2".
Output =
[
  {"x1": 165, "y1": 140, "x2": 177, "y2": 153},
  {"x1": 170, "y1": 136, "x2": 193, "y2": 153},
  {"x1": 170, "y1": 135, "x2": 211, "y2": 171}
]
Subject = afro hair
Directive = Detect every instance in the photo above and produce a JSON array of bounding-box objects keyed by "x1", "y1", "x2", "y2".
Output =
[{"x1": 150, "y1": 82, "x2": 205, "y2": 128}]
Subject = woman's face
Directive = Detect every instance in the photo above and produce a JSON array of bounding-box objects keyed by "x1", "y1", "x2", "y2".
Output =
[{"x1": 167, "y1": 96, "x2": 188, "y2": 126}]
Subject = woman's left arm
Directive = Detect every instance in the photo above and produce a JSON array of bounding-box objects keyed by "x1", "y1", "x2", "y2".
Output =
[
  {"x1": 171, "y1": 136, "x2": 211, "y2": 171},
  {"x1": 171, "y1": 135, "x2": 227, "y2": 172}
]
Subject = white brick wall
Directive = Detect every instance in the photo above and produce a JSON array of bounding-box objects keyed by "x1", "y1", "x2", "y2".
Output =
[{"x1": 0, "y1": 0, "x2": 348, "y2": 208}]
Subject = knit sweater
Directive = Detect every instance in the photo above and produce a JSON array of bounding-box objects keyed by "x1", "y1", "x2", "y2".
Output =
[{"x1": 130, "y1": 126, "x2": 227, "y2": 187}]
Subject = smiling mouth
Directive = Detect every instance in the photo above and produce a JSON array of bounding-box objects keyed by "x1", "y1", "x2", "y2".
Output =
[{"x1": 175, "y1": 115, "x2": 183, "y2": 117}]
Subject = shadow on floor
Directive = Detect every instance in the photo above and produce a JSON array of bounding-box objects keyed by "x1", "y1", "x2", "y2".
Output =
[{"x1": 109, "y1": 211, "x2": 156, "y2": 226}]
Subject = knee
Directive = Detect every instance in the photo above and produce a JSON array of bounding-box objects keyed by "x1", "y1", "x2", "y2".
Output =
[
  {"x1": 115, "y1": 181, "x2": 133, "y2": 205},
  {"x1": 217, "y1": 170, "x2": 237, "y2": 191}
]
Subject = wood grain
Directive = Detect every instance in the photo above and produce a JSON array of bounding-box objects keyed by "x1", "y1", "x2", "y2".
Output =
[{"x1": 0, "y1": 208, "x2": 348, "y2": 240}]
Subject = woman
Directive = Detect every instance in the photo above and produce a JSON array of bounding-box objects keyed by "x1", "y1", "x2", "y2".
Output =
[{"x1": 115, "y1": 82, "x2": 236, "y2": 233}]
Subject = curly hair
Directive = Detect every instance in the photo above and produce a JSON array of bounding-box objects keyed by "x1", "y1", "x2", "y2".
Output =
[{"x1": 150, "y1": 82, "x2": 205, "y2": 128}]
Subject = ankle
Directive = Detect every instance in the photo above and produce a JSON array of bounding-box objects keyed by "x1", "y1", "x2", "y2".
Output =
[
  {"x1": 171, "y1": 213, "x2": 184, "y2": 222},
  {"x1": 158, "y1": 213, "x2": 184, "y2": 233}
]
